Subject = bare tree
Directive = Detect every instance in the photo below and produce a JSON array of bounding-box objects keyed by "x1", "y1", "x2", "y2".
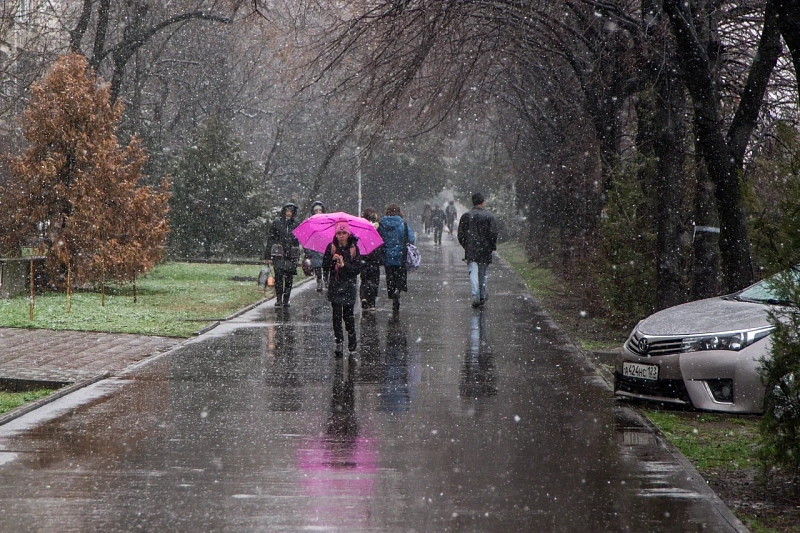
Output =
[{"x1": 68, "y1": 0, "x2": 237, "y2": 102}]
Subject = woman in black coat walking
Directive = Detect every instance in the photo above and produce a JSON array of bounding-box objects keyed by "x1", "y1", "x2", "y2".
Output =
[
  {"x1": 265, "y1": 202, "x2": 300, "y2": 307},
  {"x1": 323, "y1": 221, "x2": 362, "y2": 355},
  {"x1": 359, "y1": 207, "x2": 383, "y2": 311}
]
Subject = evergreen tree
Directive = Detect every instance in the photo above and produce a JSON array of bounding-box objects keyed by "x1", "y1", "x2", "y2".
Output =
[
  {"x1": 760, "y1": 272, "x2": 800, "y2": 474},
  {"x1": 169, "y1": 116, "x2": 266, "y2": 258},
  {"x1": 0, "y1": 53, "x2": 170, "y2": 289}
]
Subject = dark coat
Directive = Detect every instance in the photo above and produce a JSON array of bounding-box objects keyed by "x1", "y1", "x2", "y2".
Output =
[
  {"x1": 431, "y1": 208, "x2": 446, "y2": 230},
  {"x1": 361, "y1": 221, "x2": 384, "y2": 268},
  {"x1": 323, "y1": 235, "x2": 362, "y2": 305},
  {"x1": 378, "y1": 215, "x2": 415, "y2": 267},
  {"x1": 457, "y1": 207, "x2": 498, "y2": 264},
  {"x1": 266, "y1": 204, "x2": 300, "y2": 273},
  {"x1": 304, "y1": 202, "x2": 327, "y2": 269},
  {"x1": 445, "y1": 204, "x2": 457, "y2": 224}
]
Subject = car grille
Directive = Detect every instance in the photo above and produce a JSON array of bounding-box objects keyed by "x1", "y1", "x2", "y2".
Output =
[
  {"x1": 614, "y1": 372, "x2": 692, "y2": 404},
  {"x1": 625, "y1": 333, "x2": 683, "y2": 356}
]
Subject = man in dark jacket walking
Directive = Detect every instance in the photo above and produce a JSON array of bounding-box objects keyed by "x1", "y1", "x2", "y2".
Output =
[
  {"x1": 458, "y1": 193, "x2": 498, "y2": 307},
  {"x1": 265, "y1": 202, "x2": 300, "y2": 307}
]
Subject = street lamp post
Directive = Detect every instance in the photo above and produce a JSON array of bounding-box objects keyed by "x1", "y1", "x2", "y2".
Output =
[{"x1": 356, "y1": 147, "x2": 362, "y2": 216}]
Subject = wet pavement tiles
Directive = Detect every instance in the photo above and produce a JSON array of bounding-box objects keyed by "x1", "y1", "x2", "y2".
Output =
[{"x1": 0, "y1": 238, "x2": 747, "y2": 532}]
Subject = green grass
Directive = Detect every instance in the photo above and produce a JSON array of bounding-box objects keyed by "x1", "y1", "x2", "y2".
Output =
[
  {"x1": 497, "y1": 242, "x2": 560, "y2": 298},
  {"x1": 580, "y1": 339, "x2": 621, "y2": 351},
  {"x1": 645, "y1": 410, "x2": 761, "y2": 471},
  {"x1": 0, "y1": 262, "x2": 272, "y2": 337},
  {"x1": 497, "y1": 242, "x2": 628, "y2": 347},
  {"x1": 0, "y1": 389, "x2": 55, "y2": 415}
]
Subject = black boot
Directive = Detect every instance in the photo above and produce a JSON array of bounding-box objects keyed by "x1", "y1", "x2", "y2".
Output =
[{"x1": 348, "y1": 332, "x2": 358, "y2": 352}]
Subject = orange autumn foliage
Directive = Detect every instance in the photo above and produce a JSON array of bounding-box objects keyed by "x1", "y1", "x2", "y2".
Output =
[{"x1": 0, "y1": 53, "x2": 170, "y2": 288}]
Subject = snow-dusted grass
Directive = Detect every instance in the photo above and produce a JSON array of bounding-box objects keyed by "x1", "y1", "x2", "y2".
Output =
[
  {"x1": 0, "y1": 389, "x2": 55, "y2": 416},
  {"x1": 0, "y1": 262, "x2": 272, "y2": 337},
  {"x1": 497, "y1": 241, "x2": 623, "y2": 350},
  {"x1": 645, "y1": 410, "x2": 760, "y2": 471},
  {"x1": 496, "y1": 242, "x2": 560, "y2": 298}
]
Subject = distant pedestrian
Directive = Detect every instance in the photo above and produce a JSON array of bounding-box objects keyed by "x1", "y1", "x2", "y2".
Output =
[
  {"x1": 422, "y1": 203, "x2": 432, "y2": 234},
  {"x1": 359, "y1": 207, "x2": 383, "y2": 311},
  {"x1": 457, "y1": 193, "x2": 498, "y2": 308},
  {"x1": 431, "y1": 205, "x2": 445, "y2": 245},
  {"x1": 304, "y1": 201, "x2": 330, "y2": 292},
  {"x1": 323, "y1": 221, "x2": 362, "y2": 355},
  {"x1": 378, "y1": 203, "x2": 416, "y2": 312},
  {"x1": 265, "y1": 202, "x2": 300, "y2": 307},
  {"x1": 445, "y1": 200, "x2": 457, "y2": 236}
]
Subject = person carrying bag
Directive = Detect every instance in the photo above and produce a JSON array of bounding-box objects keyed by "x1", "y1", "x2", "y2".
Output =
[
  {"x1": 264, "y1": 202, "x2": 300, "y2": 307},
  {"x1": 378, "y1": 203, "x2": 416, "y2": 312}
]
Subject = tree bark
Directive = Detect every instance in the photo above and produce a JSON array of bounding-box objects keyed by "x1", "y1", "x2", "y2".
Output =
[
  {"x1": 662, "y1": 0, "x2": 780, "y2": 292},
  {"x1": 653, "y1": 67, "x2": 687, "y2": 310},
  {"x1": 691, "y1": 148, "x2": 720, "y2": 299},
  {"x1": 774, "y1": 0, "x2": 800, "y2": 99}
]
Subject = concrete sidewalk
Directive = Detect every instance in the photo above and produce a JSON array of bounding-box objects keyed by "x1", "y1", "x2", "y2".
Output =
[
  {"x1": 0, "y1": 290, "x2": 281, "y2": 390},
  {"x1": 0, "y1": 241, "x2": 749, "y2": 532},
  {"x1": 0, "y1": 328, "x2": 182, "y2": 385}
]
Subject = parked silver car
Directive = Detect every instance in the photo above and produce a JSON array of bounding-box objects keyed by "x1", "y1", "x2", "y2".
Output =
[{"x1": 614, "y1": 277, "x2": 783, "y2": 414}]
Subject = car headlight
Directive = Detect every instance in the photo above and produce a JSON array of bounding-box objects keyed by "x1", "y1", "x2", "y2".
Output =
[{"x1": 681, "y1": 327, "x2": 773, "y2": 353}]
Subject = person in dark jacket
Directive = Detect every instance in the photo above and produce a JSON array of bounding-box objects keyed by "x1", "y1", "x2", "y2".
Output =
[
  {"x1": 378, "y1": 203, "x2": 416, "y2": 312},
  {"x1": 265, "y1": 202, "x2": 300, "y2": 307},
  {"x1": 458, "y1": 193, "x2": 498, "y2": 307},
  {"x1": 304, "y1": 201, "x2": 329, "y2": 292},
  {"x1": 431, "y1": 205, "x2": 446, "y2": 245},
  {"x1": 323, "y1": 221, "x2": 362, "y2": 355},
  {"x1": 445, "y1": 200, "x2": 457, "y2": 236},
  {"x1": 359, "y1": 207, "x2": 383, "y2": 311}
]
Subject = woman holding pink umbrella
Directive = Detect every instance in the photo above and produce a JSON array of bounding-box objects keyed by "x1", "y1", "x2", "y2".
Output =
[{"x1": 322, "y1": 221, "x2": 362, "y2": 355}]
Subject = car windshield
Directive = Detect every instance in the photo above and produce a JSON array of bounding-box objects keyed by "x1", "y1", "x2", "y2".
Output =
[{"x1": 735, "y1": 269, "x2": 800, "y2": 304}]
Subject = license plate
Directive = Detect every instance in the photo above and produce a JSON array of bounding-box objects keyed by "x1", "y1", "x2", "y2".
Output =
[{"x1": 622, "y1": 361, "x2": 659, "y2": 381}]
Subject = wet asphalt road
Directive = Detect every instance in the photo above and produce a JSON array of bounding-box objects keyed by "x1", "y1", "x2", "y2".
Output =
[{"x1": 0, "y1": 234, "x2": 746, "y2": 532}]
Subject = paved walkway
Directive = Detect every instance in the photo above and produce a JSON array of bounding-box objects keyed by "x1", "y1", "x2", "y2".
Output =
[
  {"x1": 0, "y1": 328, "x2": 181, "y2": 384},
  {"x1": 0, "y1": 238, "x2": 747, "y2": 531}
]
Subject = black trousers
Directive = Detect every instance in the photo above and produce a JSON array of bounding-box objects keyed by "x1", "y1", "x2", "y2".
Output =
[
  {"x1": 331, "y1": 302, "x2": 356, "y2": 342},
  {"x1": 360, "y1": 264, "x2": 381, "y2": 306},
  {"x1": 433, "y1": 226, "x2": 443, "y2": 244},
  {"x1": 385, "y1": 266, "x2": 407, "y2": 298},
  {"x1": 275, "y1": 270, "x2": 294, "y2": 302}
]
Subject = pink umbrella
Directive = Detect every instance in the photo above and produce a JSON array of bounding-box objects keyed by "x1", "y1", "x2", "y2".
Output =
[{"x1": 293, "y1": 212, "x2": 384, "y2": 255}]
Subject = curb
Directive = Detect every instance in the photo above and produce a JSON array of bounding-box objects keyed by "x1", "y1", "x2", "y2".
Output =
[
  {"x1": 0, "y1": 275, "x2": 317, "y2": 427},
  {"x1": 0, "y1": 372, "x2": 110, "y2": 427},
  {"x1": 495, "y1": 253, "x2": 751, "y2": 533},
  {"x1": 192, "y1": 275, "x2": 316, "y2": 336},
  {"x1": 191, "y1": 296, "x2": 270, "y2": 336}
]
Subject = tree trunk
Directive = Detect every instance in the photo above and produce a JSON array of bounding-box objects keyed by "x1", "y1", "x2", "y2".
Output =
[
  {"x1": 101, "y1": 259, "x2": 105, "y2": 307},
  {"x1": 691, "y1": 152, "x2": 720, "y2": 299},
  {"x1": 662, "y1": 0, "x2": 780, "y2": 292},
  {"x1": 774, "y1": 0, "x2": 800, "y2": 100},
  {"x1": 653, "y1": 69, "x2": 687, "y2": 310},
  {"x1": 66, "y1": 262, "x2": 72, "y2": 314}
]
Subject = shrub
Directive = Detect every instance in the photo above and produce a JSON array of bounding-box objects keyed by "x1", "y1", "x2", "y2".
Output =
[
  {"x1": 759, "y1": 271, "x2": 800, "y2": 474},
  {"x1": 593, "y1": 162, "x2": 657, "y2": 327}
]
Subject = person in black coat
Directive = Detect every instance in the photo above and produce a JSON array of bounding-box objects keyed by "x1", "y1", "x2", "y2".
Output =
[
  {"x1": 322, "y1": 221, "x2": 362, "y2": 355},
  {"x1": 265, "y1": 202, "x2": 300, "y2": 307},
  {"x1": 445, "y1": 200, "x2": 457, "y2": 235},
  {"x1": 359, "y1": 207, "x2": 383, "y2": 311},
  {"x1": 304, "y1": 201, "x2": 330, "y2": 292},
  {"x1": 431, "y1": 205, "x2": 446, "y2": 245},
  {"x1": 457, "y1": 193, "x2": 498, "y2": 307}
]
